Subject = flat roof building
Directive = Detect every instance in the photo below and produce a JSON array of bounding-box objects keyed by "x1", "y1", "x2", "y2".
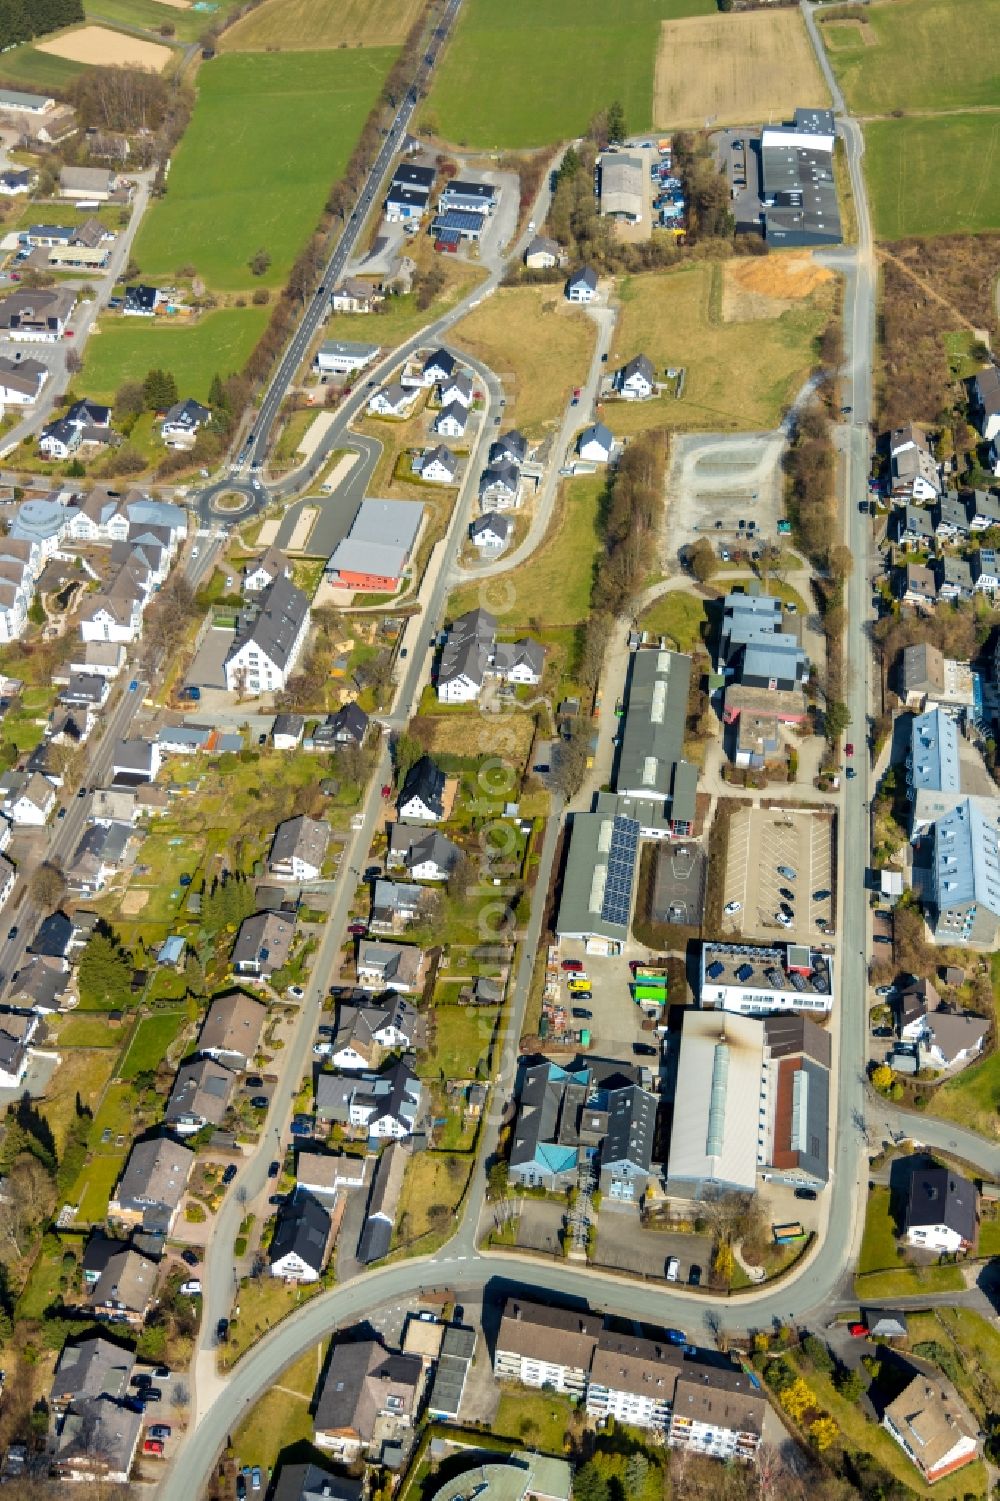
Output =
[
  {"x1": 700, "y1": 941, "x2": 833, "y2": 1015},
  {"x1": 760, "y1": 108, "x2": 841, "y2": 248},
  {"x1": 327, "y1": 498, "x2": 424, "y2": 592}
]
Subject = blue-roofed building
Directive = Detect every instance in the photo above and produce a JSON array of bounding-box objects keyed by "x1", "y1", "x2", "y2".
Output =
[
  {"x1": 931, "y1": 797, "x2": 1000, "y2": 947},
  {"x1": 508, "y1": 1060, "x2": 656, "y2": 1198},
  {"x1": 157, "y1": 935, "x2": 185, "y2": 967},
  {"x1": 908, "y1": 707, "x2": 960, "y2": 795}
]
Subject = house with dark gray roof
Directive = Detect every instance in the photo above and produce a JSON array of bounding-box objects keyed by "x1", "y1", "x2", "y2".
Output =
[
  {"x1": 224, "y1": 573, "x2": 310, "y2": 695},
  {"x1": 231, "y1": 908, "x2": 296, "y2": 978},
  {"x1": 314, "y1": 1335, "x2": 423, "y2": 1458},
  {"x1": 108, "y1": 1134, "x2": 194, "y2": 1235},
  {"x1": 470, "y1": 511, "x2": 513, "y2": 553},
  {"x1": 904, "y1": 1164, "x2": 978, "y2": 1253},
  {"x1": 164, "y1": 1056, "x2": 237, "y2": 1134},
  {"x1": 614, "y1": 354, "x2": 656, "y2": 401},
  {"x1": 386, "y1": 826, "x2": 461, "y2": 882},
  {"x1": 357, "y1": 1139, "x2": 409, "y2": 1264},
  {"x1": 269, "y1": 1187, "x2": 332, "y2": 1282},
  {"x1": 397, "y1": 756, "x2": 446, "y2": 822},
  {"x1": 599, "y1": 1084, "x2": 656, "y2": 1202},
  {"x1": 273, "y1": 1463, "x2": 365, "y2": 1501},
  {"x1": 50, "y1": 1335, "x2": 135, "y2": 1409},
  {"x1": 52, "y1": 1395, "x2": 143, "y2": 1484},
  {"x1": 327, "y1": 702, "x2": 369, "y2": 746},
  {"x1": 269, "y1": 814, "x2": 330, "y2": 882},
  {"x1": 566, "y1": 266, "x2": 598, "y2": 303}
]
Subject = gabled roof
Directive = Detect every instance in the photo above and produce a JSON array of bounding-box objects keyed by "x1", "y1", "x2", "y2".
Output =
[
  {"x1": 398, "y1": 755, "x2": 446, "y2": 818},
  {"x1": 269, "y1": 1187, "x2": 331, "y2": 1273},
  {"x1": 227, "y1": 573, "x2": 309, "y2": 673},
  {"x1": 905, "y1": 1164, "x2": 977, "y2": 1241},
  {"x1": 567, "y1": 265, "x2": 598, "y2": 291}
]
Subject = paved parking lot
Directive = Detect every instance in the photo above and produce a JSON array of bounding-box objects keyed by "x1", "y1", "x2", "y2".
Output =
[
  {"x1": 722, "y1": 806, "x2": 834, "y2": 944},
  {"x1": 554, "y1": 942, "x2": 652, "y2": 1065},
  {"x1": 594, "y1": 1218, "x2": 711, "y2": 1283},
  {"x1": 186, "y1": 625, "x2": 234, "y2": 691}
]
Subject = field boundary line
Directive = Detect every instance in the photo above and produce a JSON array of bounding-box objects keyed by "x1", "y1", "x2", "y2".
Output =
[{"x1": 875, "y1": 247, "x2": 981, "y2": 335}]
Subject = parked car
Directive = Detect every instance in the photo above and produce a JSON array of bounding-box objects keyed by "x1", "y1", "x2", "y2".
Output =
[
  {"x1": 874, "y1": 985, "x2": 895, "y2": 997},
  {"x1": 268, "y1": 1159, "x2": 281, "y2": 1178},
  {"x1": 813, "y1": 889, "x2": 831, "y2": 901},
  {"x1": 216, "y1": 1319, "x2": 229, "y2": 1343},
  {"x1": 148, "y1": 1425, "x2": 171, "y2": 1441},
  {"x1": 347, "y1": 922, "x2": 367, "y2": 936},
  {"x1": 180, "y1": 1280, "x2": 202, "y2": 1297},
  {"x1": 633, "y1": 1042, "x2": 657, "y2": 1057},
  {"x1": 724, "y1": 901, "x2": 742, "y2": 915},
  {"x1": 251, "y1": 1469, "x2": 263, "y2": 1492},
  {"x1": 776, "y1": 865, "x2": 796, "y2": 880},
  {"x1": 561, "y1": 959, "x2": 584, "y2": 972},
  {"x1": 143, "y1": 1439, "x2": 164, "y2": 1457},
  {"x1": 571, "y1": 1007, "x2": 592, "y2": 1019},
  {"x1": 778, "y1": 887, "x2": 795, "y2": 901},
  {"x1": 142, "y1": 1388, "x2": 162, "y2": 1403},
  {"x1": 181, "y1": 1248, "x2": 199, "y2": 1267},
  {"x1": 665, "y1": 1256, "x2": 680, "y2": 1282},
  {"x1": 794, "y1": 1186, "x2": 818, "y2": 1201},
  {"x1": 849, "y1": 1323, "x2": 868, "y2": 1338},
  {"x1": 250, "y1": 1095, "x2": 268, "y2": 1109},
  {"x1": 775, "y1": 911, "x2": 793, "y2": 928},
  {"x1": 665, "y1": 1328, "x2": 686, "y2": 1346},
  {"x1": 688, "y1": 1264, "x2": 702, "y2": 1287},
  {"x1": 846, "y1": 768, "x2": 856, "y2": 780},
  {"x1": 237, "y1": 1475, "x2": 247, "y2": 1500},
  {"x1": 222, "y1": 1164, "x2": 238, "y2": 1185}
]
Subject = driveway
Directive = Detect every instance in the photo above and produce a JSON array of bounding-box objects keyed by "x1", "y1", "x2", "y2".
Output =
[{"x1": 186, "y1": 626, "x2": 234, "y2": 693}]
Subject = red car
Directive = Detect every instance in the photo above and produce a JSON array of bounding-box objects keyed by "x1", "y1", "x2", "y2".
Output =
[
  {"x1": 848, "y1": 1323, "x2": 868, "y2": 1338},
  {"x1": 561, "y1": 959, "x2": 584, "y2": 972},
  {"x1": 143, "y1": 1439, "x2": 164, "y2": 1456},
  {"x1": 845, "y1": 743, "x2": 854, "y2": 756},
  {"x1": 381, "y1": 784, "x2": 392, "y2": 799},
  {"x1": 347, "y1": 922, "x2": 367, "y2": 936}
]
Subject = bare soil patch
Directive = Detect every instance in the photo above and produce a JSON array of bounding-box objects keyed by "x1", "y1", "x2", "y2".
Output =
[
  {"x1": 723, "y1": 254, "x2": 834, "y2": 322},
  {"x1": 121, "y1": 889, "x2": 150, "y2": 916},
  {"x1": 414, "y1": 711, "x2": 534, "y2": 768},
  {"x1": 36, "y1": 25, "x2": 173, "y2": 69},
  {"x1": 653, "y1": 10, "x2": 829, "y2": 130}
]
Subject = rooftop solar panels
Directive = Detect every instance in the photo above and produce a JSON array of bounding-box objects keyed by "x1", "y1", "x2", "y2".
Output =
[
  {"x1": 707, "y1": 960, "x2": 725, "y2": 980},
  {"x1": 735, "y1": 963, "x2": 753, "y2": 983},
  {"x1": 599, "y1": 814, "x2": 640, "y2": 927}
]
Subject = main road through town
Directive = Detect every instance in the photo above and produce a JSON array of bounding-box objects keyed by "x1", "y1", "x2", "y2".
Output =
[{"x1": 161, "y1": 15, "x2": 1000, "y2": 1497}]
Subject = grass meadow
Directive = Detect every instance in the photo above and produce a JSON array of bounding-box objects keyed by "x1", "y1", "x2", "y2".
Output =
[
  {"x1": 0, "y1": 43, "x2": 85, "y2": 91},
  {"x1": 81, "y1": 307, "x2": 269, "y2": 401},
  {"x1": 820, "y1": 0, "x2": 1000, "y2": 113},
  {"x1": 864, "y1": 115, "x2": 1000, "y2": 238},
  {"x1": 425, "y1": 0, "x2": 715, "y2": 149},
  {"x1": 132, "y1": 49, "x2": 396, "y2": 290},
  {"x1": 84, "y1": 0, "x2": 246, "y2": 43}
]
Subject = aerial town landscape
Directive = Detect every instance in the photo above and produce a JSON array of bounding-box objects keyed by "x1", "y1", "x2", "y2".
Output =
[{"x1": 0, "y1": 0, "x2": 996, "y2": 1498}]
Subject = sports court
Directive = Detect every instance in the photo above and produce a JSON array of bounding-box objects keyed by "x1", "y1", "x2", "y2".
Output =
[
  {"x1": 722, "y1": 805, "x2": 834, "y2": 944},
  {"x1": 652, "y1": 841, "x2": 707, "y2": 928}
]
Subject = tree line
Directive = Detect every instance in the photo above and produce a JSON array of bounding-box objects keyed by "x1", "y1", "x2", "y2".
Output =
[{"x1": 0, "y1": 0, "x2": 82, "y2": 50}]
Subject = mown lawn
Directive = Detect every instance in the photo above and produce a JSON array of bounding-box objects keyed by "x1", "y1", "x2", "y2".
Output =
[
  {"x1": 118, "y1": 1010, "x2": 188, "y2": 1080},
  {"x1": 639, "y1": 591, "x2": 709, "y2": 652},
  {"x1": 926, "y1": 1047, "x2": 1000, "y2": 1138},
  {"x1": 452, "y1": 286, "x2": 597, "y2": 436},
  {"x1": 81, "y1": 308, "x2": 270, "y2": 403},
  {"x1": 76, "y1": 1149, "x2": 129, "y2": 1224},
  {"x1": 611, "y1": 261, "x2": 834, "y2": 434},
  {"x1": 425, "y1": 0, "x2": 715, "y2": 149},
  {"x1": 448, "y1": 472, "x2": 604, "y2": 628},
  {"x1": 855, "y1": 1264, "x2": 965, "y2": 1299},
  {"x1": 864, "y1": 115, "x2": 1000, "y2": 239},
  {"x1": 230, "y1": 1383, "x2": 314, "y2": 1473},
  {"x1": 857, "y1": 1186, "x2": 899, "y2": 1274},
  {"x1": 39, "y1": 1050, "x2": 117, "y2": 1156},
  {"x1": 494, "y1": 1387, "x2": 574, "y2": 1454},
  {"x1": 55, "y1": 1015, "x2": 125, "y2": 1049},
  {"x1": 417, "y1": 1005, "x2": 497, "y2": 1080},
  {"x1": 0, "y1": 43, "x2": 85, "y2": 92},
  {"x1": 819, "y1": 0, "x2": 1000, "y2": 114},
  {"x1": 132, "y1": 49, "x2": 397, "y2": 290},
  {"x1": 84, "y1": 0, "x2": 246, "y2": 43}
]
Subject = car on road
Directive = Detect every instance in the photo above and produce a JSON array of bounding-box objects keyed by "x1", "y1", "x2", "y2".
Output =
[
  {"x1": 77, "y1": 787, "x2": 86, "y2": 798},
  {"x1": 688, "y1": 1264, "x2": 702, "y2": 1286},
  {"x1": 776, "y1": 865, "x2": 797, "y2": 880},
  {"x1": 381, "y1": 784, "x2": 392, "y2": 799},
  {"x1": 6, "y1": 926, "x2": 15, "y2": 941},
  {"x1": 794, "y1": 1186, "x2": 818, "y2": 1201},
  {"x1": 562, "y1": 959, "x2": 584, "y2": 972},
  {"x1": 846, "y1": 767, "x2": 856, "y2": 779},
  {"x1": 128, "y1": 679, "x2": 138, "y2": 691},
  {"x1": 724, "y1": 901, "x2": 742, "y2": 915},
  {"x1": 813, "y1": 889, "x2": 831, "y2": 901},
  {"x1": 267, "y1": 1158, "x2": 281, "y2": 1178},
  {"x1": 180, "y1": 1280, "x2": 202, "y2": 1296},
  {"x1": 845, "y1": 742, "x2": 854, "y2": 756},
  {"x1": 221, "y1": 1164, "x2": 238, "y2": 1185},
  {"x1": 665, "y1": 1328, "x2": 686, "y2": 1346},
  {"x1": 58, "y1": 806, "x2": 66, "y2": 818},
  {"x1": 181, "y1": 1248, "x2": 199, "y2": 1267},
  {"x1": 841, "y1": 405, "x2": 852, "y2": 415},
  {"x1": 665, "y1": 1256, "x2": 679, "y2": 1282},
  {"x1": 216, "y1": 1319, "x2": 229, "y2": 1343}
]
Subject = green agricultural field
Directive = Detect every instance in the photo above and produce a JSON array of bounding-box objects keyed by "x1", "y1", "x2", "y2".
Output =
[
  {"x1": 425, "y1": 0, "x2": 715, "y2": 149},
  {"x1": 865, "y1": 115, "x2": 1000, "y2": 239},
  {"x1": 820, "y1": 0, "x2": 1000, "y2": 114},
  {"x1": 132, "y1": 49, "x2": 396, "y2": 290},
  {"x1": 81, "y1": 307, "x2": 269, "y2": 402},
  {"x1": 0, "y1": 43, "x2": 86, "y2": 91}
]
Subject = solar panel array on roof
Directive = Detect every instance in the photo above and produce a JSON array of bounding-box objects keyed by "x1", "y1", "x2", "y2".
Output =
[
  {"x1": 735, "y1": 963, "x2": 753, "y2": 982},
  {"x1": 600, "y1": 815, "x2": 640, "y2": 927},
  {"x1": 708, "y1": 960, "x2": 725, "y2": 980}
]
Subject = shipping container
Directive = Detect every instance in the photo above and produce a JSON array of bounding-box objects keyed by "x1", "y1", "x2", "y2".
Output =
[
  {"x1": 772, "y1": 1221, "x2": 805, "y2": 1245},
  {"x1": 633, "y1": 985, "x2": 667, "y2": 1004}
]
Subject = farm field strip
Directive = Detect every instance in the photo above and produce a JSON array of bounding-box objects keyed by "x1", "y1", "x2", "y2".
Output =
[
  {"x1": 221, "y1": 0, "x2": 424, "y2": 51},
  {"x1": 864, "y1": 114, "x2": 1000, "y2": 239}
]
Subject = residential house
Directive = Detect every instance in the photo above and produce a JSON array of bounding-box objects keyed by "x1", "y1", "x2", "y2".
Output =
[
  {"x1": 224, "y1": 574, "x2": 311, "y2": 695},
  {"x1": 386, "y1": 825, "x2": 461, "y2": 882},
  {"x1": 39, "y1": 398, "x2": 112, "y2": 460},
  {"x1": 330, "y1": 278, "x2": 379, "y2": 313},
  {"x1": 489, "y1": 429, "x2": 528, "y2": 468},
  {"x1": 478, "y1": 461, "x2": 521, "y2": 511},
  {"x1": 87, "y1": 1245, "x2": 156, "y2": 1327},
  {"x1": 357, "y1": 1139, "x2": 409, "y2": 1264},
  {"x1": 50, "y1": 1335, "x2": 135, "y2": 1409},
  {"x1": 972, "y1": 548, "x2": 1000, "y2": 594},
  {"x1": 898, "y1": 563, "x2": 938, "y2": 608},
  {"x1": 296, "y1": 1150, "x2": 367, "y2": 1200},
  {"x1": 30, "y1": 909, "x2": 79, "y2": 960},
  {"x1": 0, "y1": 286, "x2": 76, "y2": 340},
  {"x1": 367, "y1": 381, "x2": 418, "y2": 419},
  {"x1": 508, "y1": 1060, "x2": 657, "y2": 1198},
  {"x1": 889, "y1": 435, "x2": 942, "y2": 504},
  {"x1": 329, "y1": 996, "x2": 417, "y2": 1070},
  {"x1": 494, "y1": 1298, "x2": 602, "y2": 1395},
  {"x1": 0, "y1": 1009, "x2": 38, "y2": 1088},
  {"x1": 231, "y1": 908, "x2": 296, "y2": 978},
  {"x1": 614, "y1": 354, "x2": 656, "y2": 400},
  {"x1": 904, "y1": 1164, "x2": 977, "y2": 1253},
  {"x1": 418, "y1": 444, "x2": 457, "y2": 485},
  {"x1": 970, "y1": 366, "x2": 1000, "y2": 442},
  {"x1": 78, "y1": 589, "x2": 142, "y2": 645},
  {"x1": 160, "y1": 398, "x2": 212, "y2": 448},
  {"x1": 314, "y1": 1336, "x2": 423, "y2": 1458},
  {"x1": 0, "y1": 769, "x2": 55, "y2": 825},
  {"x1": 8, "y1": 953, "x2": 69, "y2": 1013},
  {"x1": 70, "y1": 640, "x2": 126, "y2": 680},
  {"x1": 198, "y1": 990, "x2": 266, "y2": 1071},
  {"x1": 967, "y1": 488, "x2": 1000, "y2": 531},
  {"x1": 918, "y1": 1009, "x2": 990, "y2": 1071},
  {"x1": 370, "y1": 879, "x2": 426, "y2": 933},
  {"x1": 493, "y1": 637, "x2": 544, "y2": 686},
  {"x1": 60, "y1": 673, "x2": 109, "y2": 710},
  {"x1": 438, "y1": 372, "x2": 473, "y2": 409},
  {"x1": 314, "y1": 340, "x2": 380, "y2": 377},
  {"x1": 108, "y1": 1135, "x2": 194, "y2": 1235},
  {"x1": 0, "y1": 354, "x2": 48, "y2": 404},
  {"x1": 470, "y1": 511, "x2": 512, "y2": 553},
  {"x1": 244, "y1": 546, "x2": 290, "y2": 595},
  {"x1": 524, "y1": 234, "x2": 561, "y2": 269},
  {"x1": 578, "y1": 423, "x2": 614, "y2": 463},
  {"x1": 439, "y1": 179, "x2": 497, "y2": 215},
  {"x1": 586, "y1": 1332, "x2": 684, "y2": 1433},
  {"x1": 269, "y1": 815, "x2": 330, "y2": 882},
  {"x1": 122, "y1": 284, "x2": 165, "y2": 317},
  {"x1": 565, "y1": 266, "x2": 599, "y2": 303},
  {"x1": 397, "y1": 756, "x2": 446, "y2": 821},
  {"x1": 668, "y1": 1366, "x2": 765, "y2": 1462},
  {"x1": 269, "y1": 1187, "x2": 332, "y2": 1282},
  {"x1": 64, "y1": 820, "x2": 132, "y2": 896},
  {"x1": 319, "y1": 1059, "x2": 423, "y2": 1140},
  {"x1": 273, "y1": 1464, "x2": 365, "y2": 1501},
  {"x1": 356, "y1": 942, "x2": 423, "y2": 996},
  {"x1": 53, "y1": 1396, "x2": 142, "y2": 1485},
  {"x1": 326, "y1": 702, "x2": 369, "y2": 747},
  {"x1": 272, "y1": 712, "x2": 305, "y2": 750},
  {"x1": 884, "y1": 1369, "x2": 981, "y2": 1484},
  {"x1": 0, "y1": 168, "x2": 31, "y2": 196},
  {"x1": 932, "y1": 493, "x2": 970, "y2": 541},
  {"x1": 165, "y1": 1056, "x2": 237, "y2": 1135},
  {"x1": 421, "y1": 348, "x2": 455, "y2": 386},
  {"x1": 434, "y1": 401, "x2": 468, "y2": 439},
  {"x1": 895, "y1": 505, "x2": 936, "y2": 549},
  {"x1": 112, "y1": 738, "x2": 159, "y2": 785}
]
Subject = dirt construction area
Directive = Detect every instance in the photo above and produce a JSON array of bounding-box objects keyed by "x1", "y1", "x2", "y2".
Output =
[
  {"x1": 723, "y1": 257, "x2": 834, "y2": 323},
  {"x1": 722, "y1": 805, "x2": 835, "y2": 944},
  {"x1": 37, "y1": 26, "x2": 174, "y2": 69},
  {"x1": 653, "y1": 10, "x2": 830, "y2": 130}
]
